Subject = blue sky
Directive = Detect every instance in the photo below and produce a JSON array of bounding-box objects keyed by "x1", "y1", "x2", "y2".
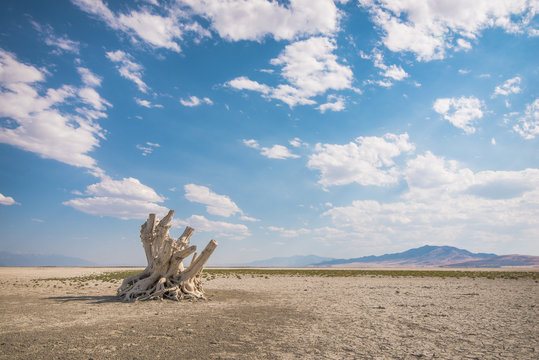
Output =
[{"x1": 0, "y1": 0, "x2": 538, "y2": 265}]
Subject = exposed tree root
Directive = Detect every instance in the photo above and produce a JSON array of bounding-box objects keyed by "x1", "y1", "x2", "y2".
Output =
[{"x1": 117, "y1": 210, "x2": 217, "y2": 302}]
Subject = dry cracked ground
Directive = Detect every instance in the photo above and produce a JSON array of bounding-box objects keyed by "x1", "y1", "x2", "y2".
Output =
[{"x1": 0, "y1": 267, "x2": 537, "y2": 359}]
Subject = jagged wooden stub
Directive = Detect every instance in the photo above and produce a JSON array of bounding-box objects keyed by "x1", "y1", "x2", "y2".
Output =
[{"x1": 117, "y1": 210, "x2": 218, "y2": 302}]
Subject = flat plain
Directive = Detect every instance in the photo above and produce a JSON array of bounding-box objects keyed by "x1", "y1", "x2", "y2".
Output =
[{"x1": 0, "y1": 267, "x2": 537, "y2": 359}]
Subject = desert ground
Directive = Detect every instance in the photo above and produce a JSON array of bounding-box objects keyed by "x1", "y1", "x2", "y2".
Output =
[{"x1": 0, "y1": 267, "x2": 537, "y2": 359}]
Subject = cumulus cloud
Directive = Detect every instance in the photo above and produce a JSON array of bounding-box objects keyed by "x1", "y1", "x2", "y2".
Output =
[
  {"x1": 493, "y1": 76, "x2": 522, "y2": 97},
  {"x1": 0, "y1": 193, "x2": 18, "y2": 206},
  {"x1": 307, "y1": 133, "x2": 415, "y2": 188},
  {"x1": 433, "y1": 96, "x2": 484, "y2": 134},
  {"x1": 324, "y1": 151, "x2": 539, "y2": 249},
  {"x1": 179, "y1": 0, "x2": 340, "y2": 41},
  {"x1": 243, "y1": 139, "x2": 300, "y2": 159},
  {"x1": 0, "y1": 49, "x2": 108, "y2": 175},
  {"x1": 359, "y1": 0, "x2": 537, "y2": 61},
  {"x1": 106, "y1": 50, "x2": 149, "y2": 93},
  {"x1": 227, "y1": 36, "x2": 354, "y2": 108},
  {"x1": 513, "y1": 98, "x2": 539, "y2": 139},
  {"x1": 64, "y1": 177, "x2": 168, "y2": 220},
  {"x1": 184, "y1": 184, "x2": 243, "y2": 217},
  {"x1": 179, "y1": 96, "x2": 213, "y2": 107}
]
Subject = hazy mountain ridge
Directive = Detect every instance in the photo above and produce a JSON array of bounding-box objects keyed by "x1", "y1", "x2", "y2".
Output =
[
  {"x1": 315, "y1": 245, "x2": 497, "y2": 267},
  {"x1": 442, "y1": 255, "x2": 539, "y2": 268},
  {"x1": 242, "y1": 245, "x2": 538, "y2": 268},
  {"x1": 0, "y1": 251, "x2": 95, "y2": 267}
]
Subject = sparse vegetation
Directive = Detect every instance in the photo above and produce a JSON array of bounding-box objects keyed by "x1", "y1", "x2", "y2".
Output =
[{"x1": 33, "y1": 268, "x2": 538, "y2": 283}]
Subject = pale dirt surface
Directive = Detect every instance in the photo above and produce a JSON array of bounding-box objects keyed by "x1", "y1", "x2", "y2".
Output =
[{"x1": 0, "y1": 268, "x2": 537, "y2": 359}]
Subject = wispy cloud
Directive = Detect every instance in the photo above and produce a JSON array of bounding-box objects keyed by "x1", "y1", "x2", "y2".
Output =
[
  {"x1": 135, "y1": 98, "x2": 163, "y2": 108},
  {"x1": 243, "y1": 139, "x2": 300, "y2": 160},
  {"x1": 106, "y1": 50, "x2": 149, "y2": 93},
  {"x1": 184, "y1": 184, "x2": 242, "y2": 217},
  {"x1": 31, "y1": 21, "x2": 80, "y2": 54},
  {"x1": 136, "y1": 142, "x2": 160, "y2": 156},
  {"x1": 179, "y1": 96, "x2": 213, "y2": 107}
]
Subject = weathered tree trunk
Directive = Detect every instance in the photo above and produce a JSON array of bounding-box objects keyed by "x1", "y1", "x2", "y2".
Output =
[{"x1": 118, "y1": 210, "x2": 218, "y2": 302}]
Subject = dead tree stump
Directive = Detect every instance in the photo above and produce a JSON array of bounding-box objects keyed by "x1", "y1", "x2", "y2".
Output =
[{"x1": 117, "y1": 210, "x2": 218, "y2": 301}]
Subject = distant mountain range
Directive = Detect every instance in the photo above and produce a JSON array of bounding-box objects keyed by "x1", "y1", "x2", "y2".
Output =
[
  {"x1": 242, "y1": 245, "x2": 539, "y2": 268},
  {"x1": 0, "y1": 251, "x2": 95, "y2": 267}
]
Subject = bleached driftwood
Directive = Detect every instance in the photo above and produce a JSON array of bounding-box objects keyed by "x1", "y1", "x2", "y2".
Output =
[{"x1": 118, "y1": 210, "x2": 217, "y2": 302}]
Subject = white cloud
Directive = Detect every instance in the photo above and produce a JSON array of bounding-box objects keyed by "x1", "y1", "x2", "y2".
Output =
[
  {"x1": 135, "y1": 98, "x2": 163, "y2": 108},
  {"x1": 31, "y1": 21, "x2": 80, "y2": 54},
  {"x1": 270, "y1": 37, "x2": 353, "y2": 105},
  {"x1": 179, "y1": 96, "x2": 213, "y2": 107},
  {"x1": 106, "y1": 50, "x2": 149, "y2": 93},
  {"x1": 433, "y1": 96, "x2": 484, "y2": 134},
  {"x1": 0, "y1": 193, "x2": 18, "y2": 206},
  {"x1": 86, "y1": 177, "x2": 164, "y2": 202},
  {"x1": 513, "y1": 98, "x2": 539, "y2": 139},
  {"x1": 458, "y1": 69, "x2": 470, "y2": 75},
  {"x1": 242, "y1": 139, "x2": 260, "y2": 149},
  {"x1": 493, "y1": 76, "x2": 522, "y2": 97},
  {"x1": 267, "y1": 226, "x2": 311, "y2": 238},
  {"x1": 359, "y1": 0, "x2": 537, "y2": 61},
  {"x1": 78, "y1": 87, "x2": 112, "y2": 111},
  {"x1": 180, "y1": 214, "x2": 250, "y2": 239},
  {"x1": 382, "y1": 64, "x2": 409, "y2": 81},
  {"x1": 77, "y1": 67, "x2": 102, "y2": 87},
  {"x1": 243, "y1": 139, "x2": 300, "y2": 159},
  {"x1": 324, "y1": 152, "x2": 539, "y2": 250},
  {"x1": 72, "y1": 0, "x2": 210, "y2": 52},
  {"x1": 136, "y1": 142, "x2": 160, "y2": 156},
  {"x1": 64, "y1": 177, "x2": 168, "y2": 220},
  {"x1": 240, "y1": 215, "x2": 260, "y2": 222},
  {"x1": 456, "y1": 38, "x2": 472, "y2": 51},
  {"x1": 180, "y1": 0, "x2": 340, "y2": 41},
  {"x1": 228, "y1": 36, "x2": 354, "y2": 108},
  {"x1": 184, "y1": 184, "x2": 242, "y2": 217},
  {"x1": 227, "y1": 77, "x2": 271, "y2": 94},
  {"x1": 307, "y1": 133, "x2": 415, "y2": 187},
  {"x1": 0, "y1": 49, "x2": 108, "y2": 175},
  {"x1": 317, "y1": 95, "x2": 346, "y2": 113},
  {"x1": 260, "y1": 145, "x2": 301, "y2": 159},
  {"x1": 289, "y1": 137, "x2": 305, "y2": 148}
]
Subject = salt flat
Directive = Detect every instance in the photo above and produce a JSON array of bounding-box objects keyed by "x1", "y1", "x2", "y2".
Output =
[{"x1": 0, "y1": 267, "x2": 537, "y2": 359}]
